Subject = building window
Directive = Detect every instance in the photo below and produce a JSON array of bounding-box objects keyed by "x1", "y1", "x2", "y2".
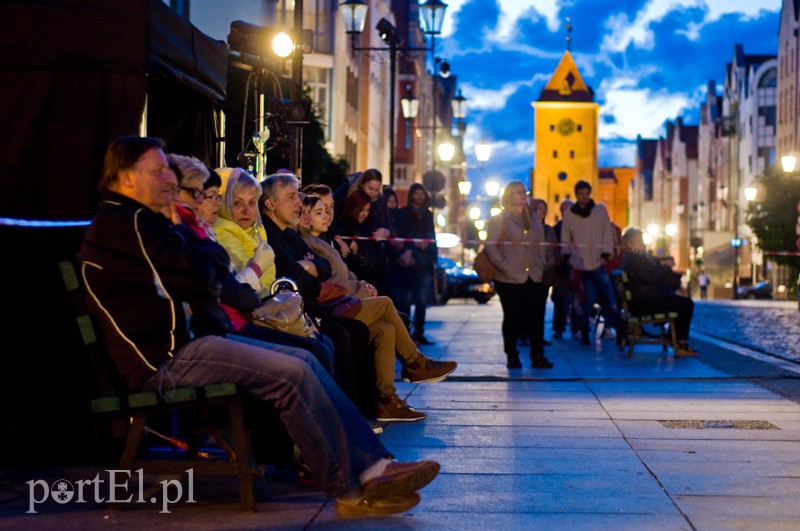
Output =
[
  {"x1": 549, "y1": 124, "x2": 555, "y2": 132},
  {"x1": 570, "y1": 150, "x2": 575, "y2": 159},
  {"x1": 558, "y1": 171, "x2": 568, "y2": 181},
  {"x1": 555, "y1": 193, "x2": 560, "y2": 203},
  {"x1": 577, "y1": 124, "x2": 582, "y2": 132},
  {"x1": 553, "y1": 150, "x2": 558, "y2": 158}
]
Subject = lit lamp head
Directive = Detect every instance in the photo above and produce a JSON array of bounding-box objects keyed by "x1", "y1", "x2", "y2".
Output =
[
  {"x1": 438, "y1": 142, "x2": 455, "y2": 163},
  {"x1": 457, "y1": 180, "x2": 472, "y2": 196},
  {"x1": 451, "y1": 89, "x2": 467, "y2": 120},
  {"x1": 782, "y1": 155, "x2": 797, "y2": 173},
  {"x1": 475, "y1": 140, "x2": 492, "y2": 163},
  {"x1": 340, "y1": 0, "x2": 368, "y2": 34},
  {"x1": 744, "y1": 186, "x2": 757, "y2": 202},
  {"x1": 484, "y1": 179, "x2": 501, "y2": 197},
  {"x1": 376, "y1": 18, "x2": 401, "y2": 46},
  {"x1": 468, "y1": 206, "x2": 481, "y2": 220},
  {"x1": 401, "y1": 92, "x2": 419, "y2": 119},
  {"x1": 228, "y1": 20, "x2": 297, "y2": 58},
  {"x1": 664, "y1": 224, "x2": 677, "y2": 237},
  {"x1": 646, "y1": 223, "x2": 660, "y2": 237},
  {"x1": 419, "y1": 0, "x2": 449, "y2": 35}
]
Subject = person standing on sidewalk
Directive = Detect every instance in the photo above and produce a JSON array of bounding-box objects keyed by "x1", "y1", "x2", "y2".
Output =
[
  {"x1": 561, "y1": 180, "x2": 624, "y2": 346},
  {"x1": 698, "y1": 269, "x2": 710, "y2": 300},
  {"x1": 395, "y1": 183, "x2": 439, "y2": 346},
  {"x1": 484, "y1": 181, "x2": 552, "y2": 369},
  {"x1": 551, "y1": 199, "x2": 575, "y2": 339}
]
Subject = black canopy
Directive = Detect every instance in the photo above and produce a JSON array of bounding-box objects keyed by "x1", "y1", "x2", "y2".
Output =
[{"x1": 0, "y1": 0, "x2": 227, "y2": 220}]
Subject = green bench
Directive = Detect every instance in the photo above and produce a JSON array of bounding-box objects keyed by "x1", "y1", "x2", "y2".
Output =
[
  {"x1": 611, "y1": 269, "x2": 679, "y2": 358},
  {"x1": 60, "y1": 260, "x2": 259, "y2": 511}
]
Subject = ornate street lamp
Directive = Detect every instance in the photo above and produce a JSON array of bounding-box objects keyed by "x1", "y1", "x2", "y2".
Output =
[{"x1": 475, "y1": 140, "x2": 492, "y2": 163}]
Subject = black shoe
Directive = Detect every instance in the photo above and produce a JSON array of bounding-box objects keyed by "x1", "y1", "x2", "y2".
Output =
[
  {"x1": 532, "y1": 356, "x2": 554, "y2": 369},
  {"x1": 506, "y1": 354, "x2": 522, "y2": 369},
  {"x1": 543, "y1": 339, "x2": 553, "y2": 346},
  {"x1": 552, "y1": 331, "x2": 563, "y2": 339},
  {"x1": 413, "y1": 335, "x2": 435, "y2": 346}
]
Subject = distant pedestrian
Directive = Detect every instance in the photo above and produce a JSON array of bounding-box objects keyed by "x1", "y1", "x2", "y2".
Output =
[
  {"x1": 561, "y1": 180, "x2": 624, "y2": 347},
  {"x1": 698, "y1": 270, "x2": 709, "y2": 300},
  {"x1": 551, "y1": 199, "x2": 575, "y2": 339},
  {"x1": 485, "y1": 181, "x2": 551, "y2": 370}
]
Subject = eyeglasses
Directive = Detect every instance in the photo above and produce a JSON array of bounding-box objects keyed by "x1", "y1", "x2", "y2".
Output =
[
  {"x1": 179, "y1": 186, "x2": 205, "y2": 200},
  {"x1": 203, "y1": 192, "x2": 222, "y2": 201}
]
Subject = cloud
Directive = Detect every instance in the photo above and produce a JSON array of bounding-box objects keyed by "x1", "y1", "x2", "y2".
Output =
[{"x1": 598, "y1": 79, "x2": 692, "y2": 139}]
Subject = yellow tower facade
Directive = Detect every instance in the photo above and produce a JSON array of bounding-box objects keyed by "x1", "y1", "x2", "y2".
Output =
[{"x1": 531, "y1": 51, "x2": 599, "y2": 224}]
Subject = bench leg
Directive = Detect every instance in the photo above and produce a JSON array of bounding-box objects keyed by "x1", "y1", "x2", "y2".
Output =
[{"x1": 228, "y1": 401, "x2": 255, "y2": 511}]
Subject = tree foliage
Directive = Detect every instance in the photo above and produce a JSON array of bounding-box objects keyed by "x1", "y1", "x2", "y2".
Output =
[{"x1": 745, "y1": 166, "x2": 800, "y2": 273}]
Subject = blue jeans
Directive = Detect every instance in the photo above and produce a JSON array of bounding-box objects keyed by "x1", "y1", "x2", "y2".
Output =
[
  {"x1": 142, "y1": 335, "x2": 388, "y2": 498},
  {"x1": 407, "y1": 268, "x2": 434, "y2": 336},
  {"x1": 579, "y1": 266, "x2": 622, "y2": 336}
]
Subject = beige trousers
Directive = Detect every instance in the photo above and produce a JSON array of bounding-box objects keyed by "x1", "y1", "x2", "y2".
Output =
[{"x1": 351, "y1": 296, "x2": 420, "y2": 397}]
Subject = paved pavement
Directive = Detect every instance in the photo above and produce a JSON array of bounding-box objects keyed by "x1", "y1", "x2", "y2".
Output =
[{"x1": 3, "y1": 298, "x2": 800, "y2": 529}]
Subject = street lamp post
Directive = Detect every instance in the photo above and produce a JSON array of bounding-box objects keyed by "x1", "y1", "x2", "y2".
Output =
[{"x1": 340, "y1": 0, "x2": 448, "y2": 185}]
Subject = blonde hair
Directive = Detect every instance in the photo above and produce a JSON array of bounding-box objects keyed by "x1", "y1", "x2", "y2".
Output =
[
  {"x1": 215, "y1": 167, "x2": 264, "y2": 234},
  {"x1": 167, "y1": 153, "x2": 208, "y2": 189},
  {"x1": 500, "y1": 180, "x2": 527, "y2": 208}
]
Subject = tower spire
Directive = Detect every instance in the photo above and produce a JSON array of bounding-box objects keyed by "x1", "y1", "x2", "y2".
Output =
[{"x1": 565, "y1": 17, "x2": 572, "y2": 51}]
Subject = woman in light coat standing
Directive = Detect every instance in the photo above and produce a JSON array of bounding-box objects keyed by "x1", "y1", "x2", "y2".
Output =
[{"x1": 485, "y1": 181, "x2": 552, "y2": 369}]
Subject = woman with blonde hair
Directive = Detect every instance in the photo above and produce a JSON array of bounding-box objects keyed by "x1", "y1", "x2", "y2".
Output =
[{"x1": 484, "y1": 181, "x2": 551, "y2": 369}]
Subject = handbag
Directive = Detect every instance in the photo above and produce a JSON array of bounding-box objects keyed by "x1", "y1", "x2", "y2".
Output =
[
  {"x1": 319, "y1": 295, "x2": 363, "y2": 319},
  {"x1": 473, "y1": 250, "x2": 496, "y2": 283},
  {"x1": 250, "y1": 278, "x2": 319, "y2": 339},
  {"x1": 473, "y1": 217, "x2": 506, "y2": 283},
  {"x1": 318, "y1": 281, "x2": 348, "y2": 304}
]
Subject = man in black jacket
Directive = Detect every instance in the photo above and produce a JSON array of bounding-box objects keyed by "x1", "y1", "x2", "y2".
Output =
[{"x1": 260, "y1": 172, "x2": 375, "y2": 416}]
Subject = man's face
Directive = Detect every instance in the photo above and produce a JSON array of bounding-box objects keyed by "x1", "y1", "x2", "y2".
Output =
[
  {"x1": 575, "y1": 187, "x2": 592, "y2": 206},
  {"x1": 410, "y1": 188, "x2": 426, "y2": 206},
  {"x1": 265, "y1": 181, "x2": 302, "y2": 229},
  {"x1": 120, "y1": 148, "x2": 175, "y2": 212}
]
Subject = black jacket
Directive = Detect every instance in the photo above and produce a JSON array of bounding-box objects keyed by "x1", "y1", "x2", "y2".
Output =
[
  {"x1": 261, "y1": 213, "x2": 332, "y2": 316},
  {"x1": 80, "y1": 192, "x2": 220, "y2": 390},
  {"x1": 620, "y1": 251, "x2": 681, "y2": 301}
]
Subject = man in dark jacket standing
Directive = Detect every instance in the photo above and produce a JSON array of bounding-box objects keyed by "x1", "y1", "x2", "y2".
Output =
[{"x1": 395, "y1": 183, "x2": 438, "y2": 345}]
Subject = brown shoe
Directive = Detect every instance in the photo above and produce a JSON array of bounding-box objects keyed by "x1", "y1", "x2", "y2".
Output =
[
  {"x1": 361, "y1": 459, "x2": 440, "y2": 503},
  {"x1": 401, "y1": 353, "x2": 457, "y2": 384},
  {"x1": 376, "y1": 394, "x2": 426, "y2": 422},
  {"x1": 336, "y1": 492, "x2": 421, "y2": 516},
  {"x1": 675, "y1": 341, "x2": 698, "y2": 357}
]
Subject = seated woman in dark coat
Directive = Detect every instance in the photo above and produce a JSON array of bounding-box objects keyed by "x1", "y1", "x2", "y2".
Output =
[{"x1": 619, "y1": 227, "x2": 697, "y2": 357}]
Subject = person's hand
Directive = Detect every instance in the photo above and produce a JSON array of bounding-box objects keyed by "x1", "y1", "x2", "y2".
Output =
[
  {"x1": 416, "y1": 240, "x2": 429, "y2": 250},
  {"x1": 365, "y1": 282, "x2": 378, "y2": 297},
  {"x1": 398, "y1": 249, "x2": 415, "y2": 268},
  {"x1": 334, "y1": 235, "x2": 350, "y2": 257},
  {"x1": 298, "y1": 259, "x2": 318, "y2": 277},
  {"x1": 372, "y1": 227, "x2": 390, "y2": 240},
  {"x1": 248, "y1": 240, "x2": 275, "y2": 274},
  {"x1": 349, "y1": 241, "x2": 359, "y2": 254}
]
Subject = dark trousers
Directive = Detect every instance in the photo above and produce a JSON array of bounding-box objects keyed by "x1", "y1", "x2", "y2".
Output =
[
  {"x1": 495, "y1": 278, "x2": 546, "y2": 359},
  {"x1": 550, "y1": 274, "x2": 572, "y2": 333},
  {"x1": 631, "y1": 295, "x2": 694, "y2": 341},
  {"x1": 394, "y1": 267, "x2": 434, "y2": 337},
  {"x1": 319, "y1": 316, "x2": 376, "y2": 418}
]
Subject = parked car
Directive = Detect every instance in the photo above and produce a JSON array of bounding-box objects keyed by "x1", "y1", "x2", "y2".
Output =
[
  {"x1": 736, "y1": 280, "x2": 773, "y2": 300},
  {"x1": 435, "y1": 256, "x2": 496, "y2": 304}
]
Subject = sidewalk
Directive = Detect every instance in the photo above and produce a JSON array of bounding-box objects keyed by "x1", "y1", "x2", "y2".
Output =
[{"x1": 4, "y1": 298, "x2": 800, "y2": 529}]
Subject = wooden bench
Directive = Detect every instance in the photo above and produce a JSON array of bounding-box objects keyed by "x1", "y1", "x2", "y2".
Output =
[
  {"x1": 59, "y1": 260, "x2": 259, "y2": 511},
  {"x1": 611, "y1": 269, "x2": 679, "y2": 358}
]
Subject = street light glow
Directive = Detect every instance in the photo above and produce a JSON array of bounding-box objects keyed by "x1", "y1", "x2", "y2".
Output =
[
  {"x1": 782, "y1": 155, "x2": 797, "y2": 173},
  {"x1": 457, "y1": 180, "x2": 472, "y2": 196},
  {"x1": 469, "y1": 206, "x2": 481, "y2": 220},
  {"x1": 438, "y1": 142, "x2": 455, "y2": 162},
  {"x1": 484, "y1": 179, "x2": 501, "y2": 197},
  {"x1": 473, "y1": 219, "x2": 485, "y2": 230},
  {"x1": 271, "y1": 32, "x2": 294, "y2": 58},
  {"x1": 642, "y1": 233, "x2": 654, "y2": 245},
  {"x1": 475, "y1": 140, "x2": 492, "y2": 163},
  {"x1": 744, "y1": 186, "x2": 757, "y2": 202},
  {"x1": 665, "y1": 224, "x2": 677, "y2": 236},
  {"x1": 490, "y1": 207, "x2": 502, "y2": 217},
  {"x1": 646, "y1": 223, "x2": 660, "y2": 236}
]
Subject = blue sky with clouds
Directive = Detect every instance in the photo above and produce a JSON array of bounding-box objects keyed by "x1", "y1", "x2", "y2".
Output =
[{"x1": 437, "y1": 0, "x2": 782, "y2": 192}]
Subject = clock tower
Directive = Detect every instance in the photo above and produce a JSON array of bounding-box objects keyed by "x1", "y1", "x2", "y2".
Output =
[{"x1": 531, "y1": 50, "x2": 599, "y2": 224}]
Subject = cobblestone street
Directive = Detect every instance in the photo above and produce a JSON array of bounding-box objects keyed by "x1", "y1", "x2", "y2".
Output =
[{"x1": 691, "y1": 300, "x2": 800, "y2": 361}]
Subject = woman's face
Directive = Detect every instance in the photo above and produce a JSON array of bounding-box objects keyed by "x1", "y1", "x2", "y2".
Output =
[
  {"x1": 386, "y1": 194, "x2": 397, "y2": 209},
  {"x1": 507, "y1": 184, "x2": 527, "y2": 208},
  {"x1": 301, "y1": 201, "x2": 329, "y2": 234},
  {"x1": 319, "y1": 194, "x2": 334, "y2": 224},
  {"x1": 231, "y1": 185, "x2": 260, "y2": 230},
  {"x1": 197, "y1": 186, "x2": 221, "y2": 225},
  {"x1": 536, "y1": 202, "x2": 547, "y2": 221},
  {"x1": 357, "y1": 202, "x2": 371, "y2": 224},
  {"x1": 360, "y1": 178, "x2": 382, "y2": 202}
]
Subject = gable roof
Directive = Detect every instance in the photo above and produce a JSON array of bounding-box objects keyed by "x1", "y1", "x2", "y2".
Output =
[{"x1": 537, "y1": 50, "x2": 594, "y2": 102}]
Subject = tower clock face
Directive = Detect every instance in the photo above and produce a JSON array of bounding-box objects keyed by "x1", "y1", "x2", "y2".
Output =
[{"x1": 557, "y1": 118, "x2": 575, "y2": 136}]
